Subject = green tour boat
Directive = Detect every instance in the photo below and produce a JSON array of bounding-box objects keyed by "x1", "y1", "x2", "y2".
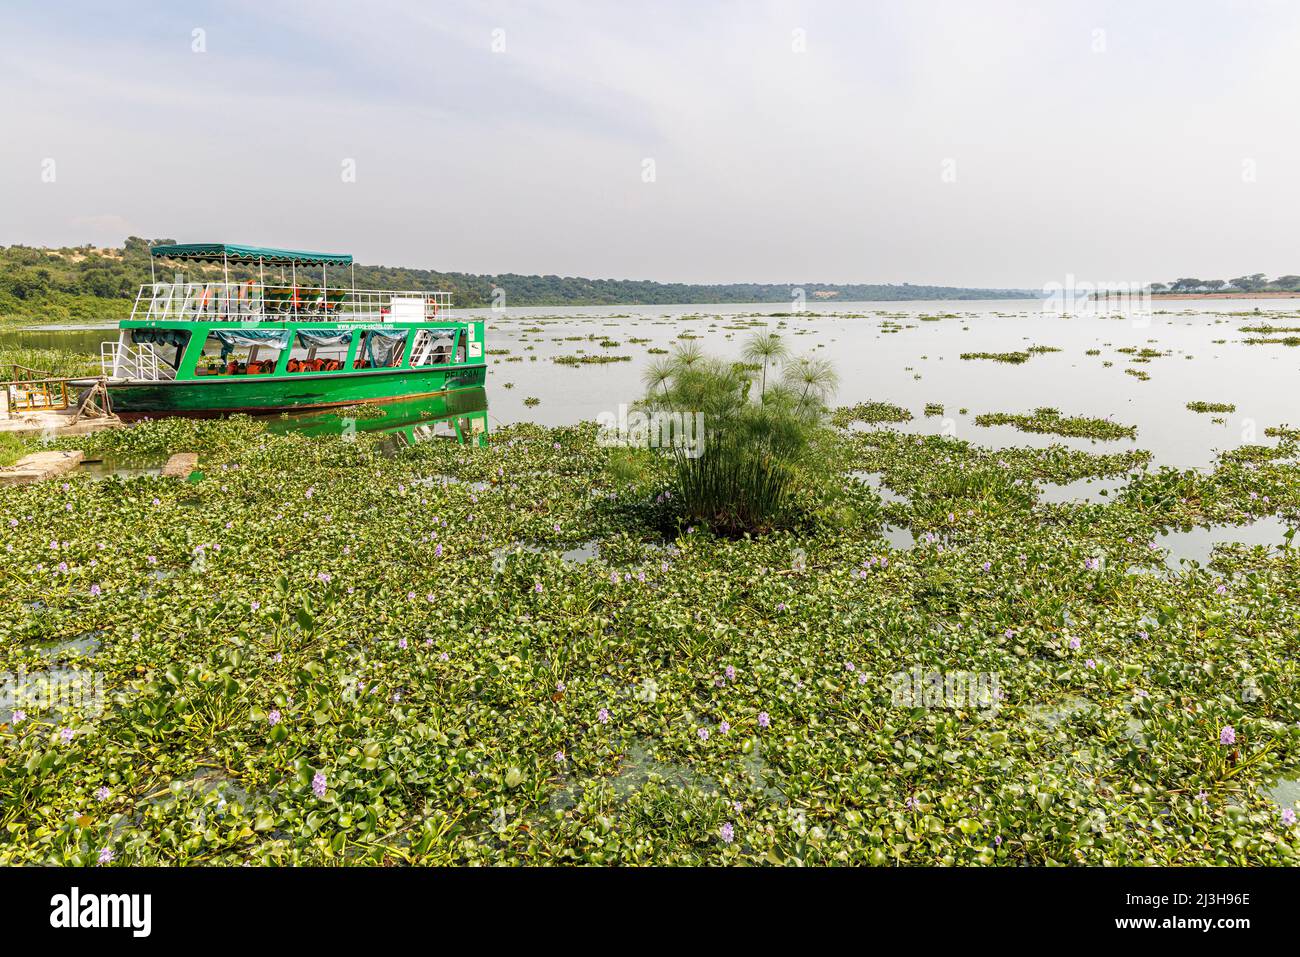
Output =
[{"x1": 94, "y1": 243, "x2": 486, "y2": 419}]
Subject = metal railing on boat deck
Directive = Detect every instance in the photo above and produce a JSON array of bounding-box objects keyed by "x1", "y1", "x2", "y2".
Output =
[
  {"x1": 130, "y1": 283, "x2": 453, "y2": 324},
  {"x1": 101, "y1": 342, "x2": 172, "y2": 381}
]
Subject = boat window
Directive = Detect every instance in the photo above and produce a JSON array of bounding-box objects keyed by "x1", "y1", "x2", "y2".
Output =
[
  {"x1": 129, "y1": 328, "x2": 192, "y2": 372},
  {"x1": 286, "y1": 330, "x2": 352, "y2": 374},
  {"x1": 410, "y1": 329, "x2": 454, "y2": 366},
  {"x1": 194, "y1": 330, "x2": 289, "y2": 376},
  {"x1": 352, "y1": 329, "x2": 409, "y2": 370}
]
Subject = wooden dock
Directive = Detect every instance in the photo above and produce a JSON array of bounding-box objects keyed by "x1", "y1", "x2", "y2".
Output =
[{"x1": 1, "y1": 370, "x2": 121, "y2": 437}]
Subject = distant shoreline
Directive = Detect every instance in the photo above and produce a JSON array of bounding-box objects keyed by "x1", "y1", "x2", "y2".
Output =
[{"x1": 1146, "y1": 291, "x2": 1300, "y2": 300}]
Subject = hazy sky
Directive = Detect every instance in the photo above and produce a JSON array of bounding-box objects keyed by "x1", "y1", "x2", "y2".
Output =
[{"x1": 3, "y1": 0, "x2": 1298, "y2": 287}]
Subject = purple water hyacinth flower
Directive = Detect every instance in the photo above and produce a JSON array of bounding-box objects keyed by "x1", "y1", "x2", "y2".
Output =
[
  {"x1": 1215, "y1": 584, "x2": 1227, "y2": 595},
  {"x1": 1282, "y1": 808, "x2": 1297, "y2": 826},
  {"x1": 858, "y1": 673, "x2": 868, "y2": 684},
  {"x1": 435, "y1": 544, "x2": 443, "y2": 557},
  {"x1": 59, "y1": 727, "x2": 74, "y2": 744},
  {"x1": 89, "y1": 584, "x2": 101, "y2": 597},
  {"x1": 1085, "y1": 659, "x2": 1096, "y2": 669},
  {"x1": 11, "y1": 710, "x2": 26, "y2": 724},
  {"x1": 994, "y1": 835, "x2": 1002, "y2": 846},
  {"x1": 398, "y1": 638, "x2": 408, "y2": 650},
  {"x1": 597, "y1": 708, "x2": 610, "y2": 724},
  {"x1": 725, "y1": 665, "x2": 736, "y2": 681},
  {"x1": 439, "y1": 652, "x2": 449, "y2": 661},
  {"x1": 553, "y1": 750, "x2": 565, "y2": 763},
  {"x1": 312, "y1": 771, "x2": 327, "y2": 798},
  {"x1": 556, "y1": 681, "x2": 566, "y2": 693},
  {"x1": 982, "y1": 562, "x2": 992, "y2": 572},
  {"x1": 97, "y1": 847, "x2": 115, "y2": 865},
  {"x1": 317, "y1": 572, "x2": 331, "y2": 584},
  {"x1": 1068, "y1": 637, "x2": 1081, "y2": 650},
  {"x1": 268, "y1": 710, "x2": 281, "y2": 726},
  {"x1": 720, "y1": 822, "x2": 735, "y2": 844},
  {"x1": 905, "y1": 796, "x2": 920, "y2": 811},
  {"x1": 719, "y1": 721, "x2": 730, "y2": 734},
  {"x1": 1219, "y1": 725, "x2": 1236, "y2": 746},
  {"x1": 697, "y1": 727, "x2": 709, "y2": 741},
  {"x1": 757, "y1": 712, "x2": 770, "y2": 729},
  {"x1": 534, "y1": 583, "x2": 543, "y2": 593},
  {"x1": 95, "y1": 786, "x2": 110, "y2": 801},
  {"x1": 776, "y1": 602, "x2": 787, "y2": 612}
]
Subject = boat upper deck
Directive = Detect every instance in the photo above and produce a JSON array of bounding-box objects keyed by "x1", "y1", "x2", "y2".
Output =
[{"x1": 131, "y1": 282, "x2": 453, "y2": 324}]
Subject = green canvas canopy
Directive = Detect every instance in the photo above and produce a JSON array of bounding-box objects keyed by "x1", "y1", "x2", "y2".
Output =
[{"x1": 150, "y1": 243, "x2": 352, "y2": 267}]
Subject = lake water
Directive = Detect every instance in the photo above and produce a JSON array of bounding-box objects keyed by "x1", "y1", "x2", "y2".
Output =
[{"x1": 4, "y1": 296, "x2": 1300, "y2": 472}]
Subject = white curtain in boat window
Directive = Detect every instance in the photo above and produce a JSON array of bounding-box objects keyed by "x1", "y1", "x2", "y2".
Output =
[
  {"x1": 296, "y1": 330, "x2": 354, "y2": 348},
  {"x1": 212, "y1": 330, "x2": 291, "y2": 359}
]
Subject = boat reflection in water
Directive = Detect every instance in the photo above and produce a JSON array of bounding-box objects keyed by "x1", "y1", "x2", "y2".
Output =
[{"x1": 262, "y1": 387, "x2": 489, "y2": 448}]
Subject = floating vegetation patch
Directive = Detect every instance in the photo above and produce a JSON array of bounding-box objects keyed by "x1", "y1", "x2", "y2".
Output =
[
  {"x1": 335, "y1": 404, "x2": 389, "y2": 421},
  {"x1": 831, "y1": 402, "x2": 914, "y2": 427},
  {"x1": 960, "y1": 351, "x2": 1030, "y2": 364},
  {"x1": 553, "y1": 354, "x2": 633, "y2": 366},
  {"x1": 1244, "y1": 336, "x2": 1300, "y2": 346},
  {"x1": 973, "y1": 408, "x2": 1137, "y2": 441},
  {"x1": 1187, "y1": 401, "x2": 1237, "y2": 415}
]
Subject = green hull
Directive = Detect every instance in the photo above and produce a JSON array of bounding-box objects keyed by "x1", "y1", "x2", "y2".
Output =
[{"x1": 109, "y1": 364, "x2": 486, "y2": 418}]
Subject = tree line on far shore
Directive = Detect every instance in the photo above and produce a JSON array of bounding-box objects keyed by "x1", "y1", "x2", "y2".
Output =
[{"x1": 1150, "y1": 274, "x2": 1300, "y2": 293}]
